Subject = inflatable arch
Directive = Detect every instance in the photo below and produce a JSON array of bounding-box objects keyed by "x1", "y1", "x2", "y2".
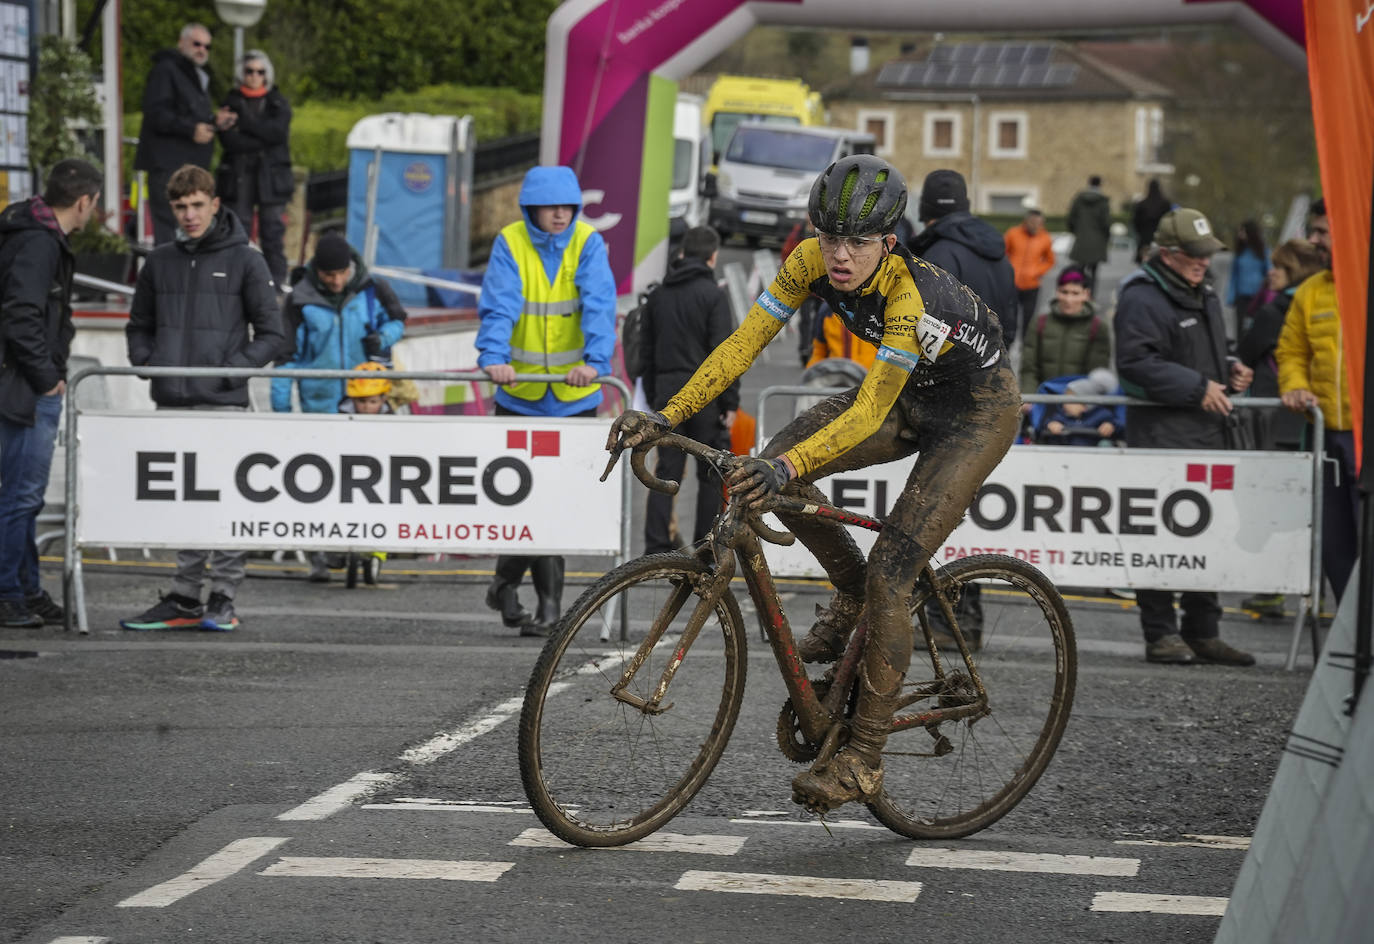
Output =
[{"x1": 541, "y1": 0, "x2": 1304, "y2": 294}]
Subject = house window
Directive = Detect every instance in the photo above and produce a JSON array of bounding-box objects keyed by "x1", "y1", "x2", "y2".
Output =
[
  {"x1": 1135, "y1": 105, "x2": 1174, "y2": 173},
  {"x1": 985, "y1": 189, "x2": 1037, "y2": 215},
  {"x1": 857, "y1": 109, "x2": 895, "y2": 156},
  {"x1": 924, "y1": 111, "x2": 961, "y2": 158},
  {"x1": 987, "y1": 111, "x2": 1027, "y2": 159}
]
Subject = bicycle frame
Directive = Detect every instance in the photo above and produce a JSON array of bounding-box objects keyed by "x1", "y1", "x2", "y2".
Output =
[{"x1": 604, "y1": 433, "x2": 991, "y2": 753}]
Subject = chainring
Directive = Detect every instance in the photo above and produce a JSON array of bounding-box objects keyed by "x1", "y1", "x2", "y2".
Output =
[{"x1": 776, "y1": 677, "x2": 832, "y2": 763}]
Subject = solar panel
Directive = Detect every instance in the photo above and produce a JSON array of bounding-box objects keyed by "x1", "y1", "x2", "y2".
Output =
[{"x1": 876, "y1": 43, "x2": 1078, "y2": 89}]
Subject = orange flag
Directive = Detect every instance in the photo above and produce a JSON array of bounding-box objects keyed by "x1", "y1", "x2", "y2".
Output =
[{"x1": 1305, "y1": 1, "x2": 1374, "y2": 476}]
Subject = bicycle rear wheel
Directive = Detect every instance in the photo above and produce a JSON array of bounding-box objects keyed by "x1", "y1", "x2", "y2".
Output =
[
  {"x1": 518, "y1": 553, "x2": 748, "y2": 847},
  {"x1": 868, "y1": 554, "x2": 1076, "y2": 839}
]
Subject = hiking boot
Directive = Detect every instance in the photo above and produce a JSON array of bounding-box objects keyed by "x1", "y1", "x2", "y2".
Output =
[
  {"x1": 121, "y1": 593, "x2": 204, "y2": 631},
  {"x1": 1186, "y1": 636, "x2": 1255, "y2": 667},
  {"x1": 791, "y1": 749, "x2": 884, "y2": 813},
  {"x1": 486, "y1": 581, "x2": 532, "y2": 629},
  {"x1": 1241, "y1": 593, "x2": 1286, "y2": 619},
  {"x1": 202, "y1": 592, "x2": 240, "y2": 632},
  {"x1": 519, "y1": 621, "x2": 553, "y2": 638},
  {"x1": 530, "y1": 556, "x2": 565, "y2": 635},
  {"x1": 25, "y1": 590, "x2": 64, "y2": 626},
  {"x1": 0, "y1": 598, "x2": 42, "y2": 628},
  {"x1": 797, "y1": 592, "x2": 862, "y2": 663},
  {"x1": 1145, "y1": 633, "x2": 1195, "y2": 664}
]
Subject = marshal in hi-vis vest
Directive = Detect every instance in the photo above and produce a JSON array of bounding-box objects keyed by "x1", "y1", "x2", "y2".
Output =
[{"x1": 502, "y1": 218, "x2": 600, "y2": 402}]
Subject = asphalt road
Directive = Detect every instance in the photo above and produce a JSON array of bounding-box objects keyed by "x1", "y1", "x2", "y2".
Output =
[{"x1": 4, "y1": 241, "x2": 1298, "y2": 944}]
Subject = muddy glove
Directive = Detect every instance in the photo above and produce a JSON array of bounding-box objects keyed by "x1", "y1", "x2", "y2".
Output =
[
  {"x1": 726, "y1": 456, "x2": 795, "y2": 511},
  {"x1": 605, "y1": 410, "x2": 671, "y2": 453},
  {"x1": 362, "y1": 333, "x2": 384, "y2": 358}
]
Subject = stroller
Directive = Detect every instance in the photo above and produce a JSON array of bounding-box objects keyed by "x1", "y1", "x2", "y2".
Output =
[{"x1": 1025, "y1": 370, "x2": 1126, "y2": 447}]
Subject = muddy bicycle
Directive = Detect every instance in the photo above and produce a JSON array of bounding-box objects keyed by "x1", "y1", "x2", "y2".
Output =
[{"x1": 517, "y1": 432, "x2": 1076, "y2": 847}]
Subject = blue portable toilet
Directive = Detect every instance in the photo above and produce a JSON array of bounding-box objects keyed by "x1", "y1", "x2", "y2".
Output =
[{"x1": 346, "y1": 113, "x2": 473, "y2": 306}]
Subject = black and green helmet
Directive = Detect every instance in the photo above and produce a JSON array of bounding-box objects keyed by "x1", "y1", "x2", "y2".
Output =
[{"x1": 808, "y1": 155, "x2": 908, "y2": 236}]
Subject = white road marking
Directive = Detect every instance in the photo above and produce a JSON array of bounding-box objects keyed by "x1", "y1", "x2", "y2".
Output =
[
  {"x1": 727, "y1": 817, "x2": 885, "y2": 831},
  {"x1": 1091, "y1": 892, "x2": 1229, "y2": 916},
  {"x1": 48, "y1": 938, "x2": 111, "y2": 943},
  {"x1": 1115, "y1": 834, "x2": 1250, "y2": 850},
  {"x1": 363, "y1": 799, "x2": 534, "y2": 814},
  {"x1": 278, "y1": 771, "x2": 400, "y2": 821},
  {"x1": 676, "y1": 869, "x2": 921, "y2": 902},
  {"x1": 510, "y1": 827, "x2": 745, "y2": 855},
  {"x1": 259, "y1": 857, "x2": 514, "y2": 882},
  {"x1": 736, "y1": 810, "x2": 790, "y2": 817},
  {"x1": 905, "y1": 848, "x2": 1139, "y2": 876},
  {"x1": 117, "y1": 837, "x2": 289, "y2": 907}
]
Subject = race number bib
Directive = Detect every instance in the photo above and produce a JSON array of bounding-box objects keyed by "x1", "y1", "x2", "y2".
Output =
[{"x1": 916, "y1": 313, "x2": 952, "y2": 361}]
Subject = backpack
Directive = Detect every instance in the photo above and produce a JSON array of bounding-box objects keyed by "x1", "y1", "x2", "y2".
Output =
[{"x1": 621, "y1": 282, "x2": 658, "y2": 379}]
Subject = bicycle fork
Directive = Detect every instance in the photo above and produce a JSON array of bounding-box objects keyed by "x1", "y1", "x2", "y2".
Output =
[{"x1": 609, "y1": 555, "x2": 737, "y2": 715}]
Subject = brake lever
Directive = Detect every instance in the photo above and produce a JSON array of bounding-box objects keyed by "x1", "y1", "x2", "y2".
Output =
[{"x1": 599, "y1": 446, "x2": 623, "y2": 483}]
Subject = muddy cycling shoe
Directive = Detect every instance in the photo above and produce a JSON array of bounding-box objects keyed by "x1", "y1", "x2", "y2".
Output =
[
  {"x1": 797, "y1": 592, "x2": 862, "y2": 663},
  {"x1": 791, "y1": 749, "x2": 884, "y2": 813}
]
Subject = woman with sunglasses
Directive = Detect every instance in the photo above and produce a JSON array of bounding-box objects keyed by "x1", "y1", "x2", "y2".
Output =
[
  {"x1": 608, "y1": 154, "x2": 1021, "y2": 813},
  {"x1": 217, "y1": 50, "x2": 294, "y2": 287}
]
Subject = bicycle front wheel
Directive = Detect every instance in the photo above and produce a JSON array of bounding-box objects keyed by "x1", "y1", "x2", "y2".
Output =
[
  {"x1": 518, "y1": 553, "x2": 748, "y2": 847},
  {"x1": 869, "y1": 553, "x2": 1076, "y2": 839}
]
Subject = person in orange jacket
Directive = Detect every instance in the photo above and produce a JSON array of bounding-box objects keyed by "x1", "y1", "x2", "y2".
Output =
[
  {"x1": 1004, "y1": 208, "x2": 1055, "y2": 342},
  {"x1": 806, "y1": 299, "x2": 878, "y2": 370}
]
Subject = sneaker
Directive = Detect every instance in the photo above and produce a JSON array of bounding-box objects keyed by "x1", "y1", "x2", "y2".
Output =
[
  {"x1": 1107, "y1": 588, "x2": 1137, "y2": 601},
  {"x1": 26, "y1": 590, "x2": 64, "y2": 625},
  {"x1": 202, "y1": 592, "x2": 240, "y2": 632},
  {"x1": 120, "y1": 593, "x2": 204, "y2": 631},
  {"x1": 364, "y1": 555, "x2": 383, "y2": 586},
  {"x1": 1145, "y1": 633, "x2": 1195, "y2": 664},
  {"x1": 1186, "y1": 637, "x2": 1256, "y2": 667},
  {"x1": 791, "y1": 749, "x2": 884, "y2": 813},
  {"x1": 0, "y1": 598, "x2": 42, "y2": 628},
  {"x1": 1241, "y1": 593, "x2": 1286, "y2": 619},
  {"x1": 519, "y1": 621, "x2": 552, "y2": 638}
]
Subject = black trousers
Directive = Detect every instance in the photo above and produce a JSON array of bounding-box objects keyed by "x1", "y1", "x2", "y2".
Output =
[
  {"x1": 1323, "y1": 430, "x2": 1359, "y2": 602},
  {"x1": 1137, "y1": 589, "x2": 1220, "y2": 643},
  {"x1": 491, "y1": 403, "x2": 596, "y2": 589},
  {"x1": 1013, "y1": 287, "x2": 1040, "y2": 344},
  {"x1": 146, "y1": 168, "x2": 178, "y2": 246},
  {"x1": 644, "y1": 408, "x2": 726, "y2": 554},
  {"x1": 232, "y1": 172, "x2": 287, "y2": 286}
]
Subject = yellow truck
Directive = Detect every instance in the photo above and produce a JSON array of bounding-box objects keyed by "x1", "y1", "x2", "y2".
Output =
[{"x1": 703, "y1": 74, "x2": 824, "y2": 163}]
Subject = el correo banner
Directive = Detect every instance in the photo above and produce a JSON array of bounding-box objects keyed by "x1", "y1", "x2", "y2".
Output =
[
  {"x1": 763, "y1": 446, "x2": 1314, "y2": 594},
  {"x1": 76, "y1": 413, "x2": 624, "y2": 555}
]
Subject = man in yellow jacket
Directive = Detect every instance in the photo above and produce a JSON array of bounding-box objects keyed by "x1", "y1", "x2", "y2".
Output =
[{"x1": 1276, "y1": 198, "x2": 1356, "y2": 603}]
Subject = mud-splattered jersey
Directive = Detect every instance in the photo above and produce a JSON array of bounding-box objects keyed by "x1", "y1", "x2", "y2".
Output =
[{"x1": 661, "y1": 239, "x2": 1005, "y2": 477}]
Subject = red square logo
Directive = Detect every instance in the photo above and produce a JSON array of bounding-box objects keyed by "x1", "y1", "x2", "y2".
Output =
[
  {"x1": 531, "y1": 430, "x2": 561, "y2": 458},
  {"x1": 507, "y1": 430, "x2": 527, "y2": 450},
  {"x1": 1186, "y1": 463, "x2": 1207, "y2": 483},
  {"x1": 1211, "y1": 464, "x2": 1234, "y2": 491}
]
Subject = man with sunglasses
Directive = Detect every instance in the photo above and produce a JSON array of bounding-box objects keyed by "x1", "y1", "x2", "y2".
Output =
[
  {"x1": 609, "y1": 155, "x2": 1021, "y2": 812},
  {"x1": 134, "y1": 23, "x2": 238, "y2": 245},
  {"x1": 1115, "y1": 208, "x2": 1255, "y2": 666}
]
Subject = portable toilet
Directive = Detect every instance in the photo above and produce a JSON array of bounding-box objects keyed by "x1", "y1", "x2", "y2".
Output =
[{"x1": 346, "y1": 113, "x2": 474, "y2": 306}]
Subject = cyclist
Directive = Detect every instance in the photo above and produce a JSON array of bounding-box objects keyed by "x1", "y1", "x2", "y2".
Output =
[{"x1": 608, "y1": 155, "x2": 1021, "y2": 813}]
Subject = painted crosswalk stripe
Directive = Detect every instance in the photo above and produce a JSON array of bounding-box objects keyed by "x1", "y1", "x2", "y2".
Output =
[
  {"x1": 363, "y1": 799, "x2": 535, "y2": 814},
  {"x1": 1092, "y1": 892, "x2": 1228, "y2": 915},
  {"x1": 728, "y1": 817, "x2": 885, "y2": 831},
  {"x1": 1115, "y1": 834, "x2": 1250, "y2": 850},
  {"x1": 48, "y1": 937, "x2": 111, "y2": 943},
  {"x1": 259, "y1": 857, "x2": 513, "y2": 882},
  {"x1": 675, "y1": 870, "x2": 922, "y2": 902},
  {"x1": 278, "y1": 771, "x2": 401, "y2": 821},
  {"x1": 905, "y1": 848, "x2": 1139, "y2": 876},
  {"x1": 117, "y1": 837, "x2": 290, "y2": 907},
  {"x1": 510, "y1": 827, "x2": 745, "y2": 855}
]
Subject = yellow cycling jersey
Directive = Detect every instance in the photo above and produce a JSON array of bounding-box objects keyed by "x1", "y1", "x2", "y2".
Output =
[{"x1": 661, "y1": 238, "x2": 1004, "y2": 477}]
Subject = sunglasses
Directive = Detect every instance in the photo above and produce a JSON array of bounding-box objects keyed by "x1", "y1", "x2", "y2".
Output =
[
  {"x1": 244, "y1": 68, "x2": 266, "y2": 75},
  {"x1": 190, "y1": 39, "x2": 211, "y2": 49}
]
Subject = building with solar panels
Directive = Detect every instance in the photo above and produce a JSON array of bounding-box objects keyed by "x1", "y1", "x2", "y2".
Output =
[{"x1": 825, "y1": 40, "x2": 1175, "y2": 224}]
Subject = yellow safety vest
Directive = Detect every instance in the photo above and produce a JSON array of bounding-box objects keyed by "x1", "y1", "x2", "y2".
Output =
[{"x1": 501, "y1": 219, "x2": 600, "y2": 402}]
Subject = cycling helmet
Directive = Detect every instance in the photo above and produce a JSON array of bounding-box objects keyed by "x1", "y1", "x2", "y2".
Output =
[
  {"x1": 808, "y1": 155, "x2": 908, "y2": 237},
  {"x1": 346, "y1": 361, "x2": 392, "y2": 398}
]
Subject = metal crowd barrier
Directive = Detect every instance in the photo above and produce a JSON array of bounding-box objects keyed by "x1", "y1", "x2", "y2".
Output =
[
  {"x1": 60, "y1": 366, "x2": 633, "y2": 638},
  {"x1": 755, "y1": 384, "x2": 1327, "y2": 672}
]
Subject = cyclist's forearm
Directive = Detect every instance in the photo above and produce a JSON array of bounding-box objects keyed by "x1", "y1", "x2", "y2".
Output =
[
  {"x1": 662, "y1": 308, "x2": 782, "y2": 425},
  {"x1": 783, "y1": 357, "x2": 910, "y2": 477}
]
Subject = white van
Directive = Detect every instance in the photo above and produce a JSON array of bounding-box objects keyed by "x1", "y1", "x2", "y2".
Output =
[
  {"x1": 668, "y1": 94, "x2": 711, "y2": 241},
  {"x1": 707, "y1": 123, "x2": 876, "y2": 244}
]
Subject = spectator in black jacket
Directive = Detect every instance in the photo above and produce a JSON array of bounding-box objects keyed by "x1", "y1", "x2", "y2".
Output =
[
  {"x1": 133, "y1": 23, "x2": 237, "y2": 245},
  {"x1": 1115, "y1": 208, "x2": 1255, "y2": 666},
  {"x1": 121, "y1": 165, "x2": 284, "y2": 634},
  {"x1": 642, "y1": 226, "x2": 738, "y2": 553},
  {"x1": 0, "y1": 159, "x2": 102, "y2": 628},
  {"x1": 908, "y1": 169, "x2": 1018, "y2": 343},
  {"x1": 217, "y1": 49, "x2": 293, "y2": 286},
  {"x1": 907, "y1": 169, "x2": 1016, "y2": 648}
]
